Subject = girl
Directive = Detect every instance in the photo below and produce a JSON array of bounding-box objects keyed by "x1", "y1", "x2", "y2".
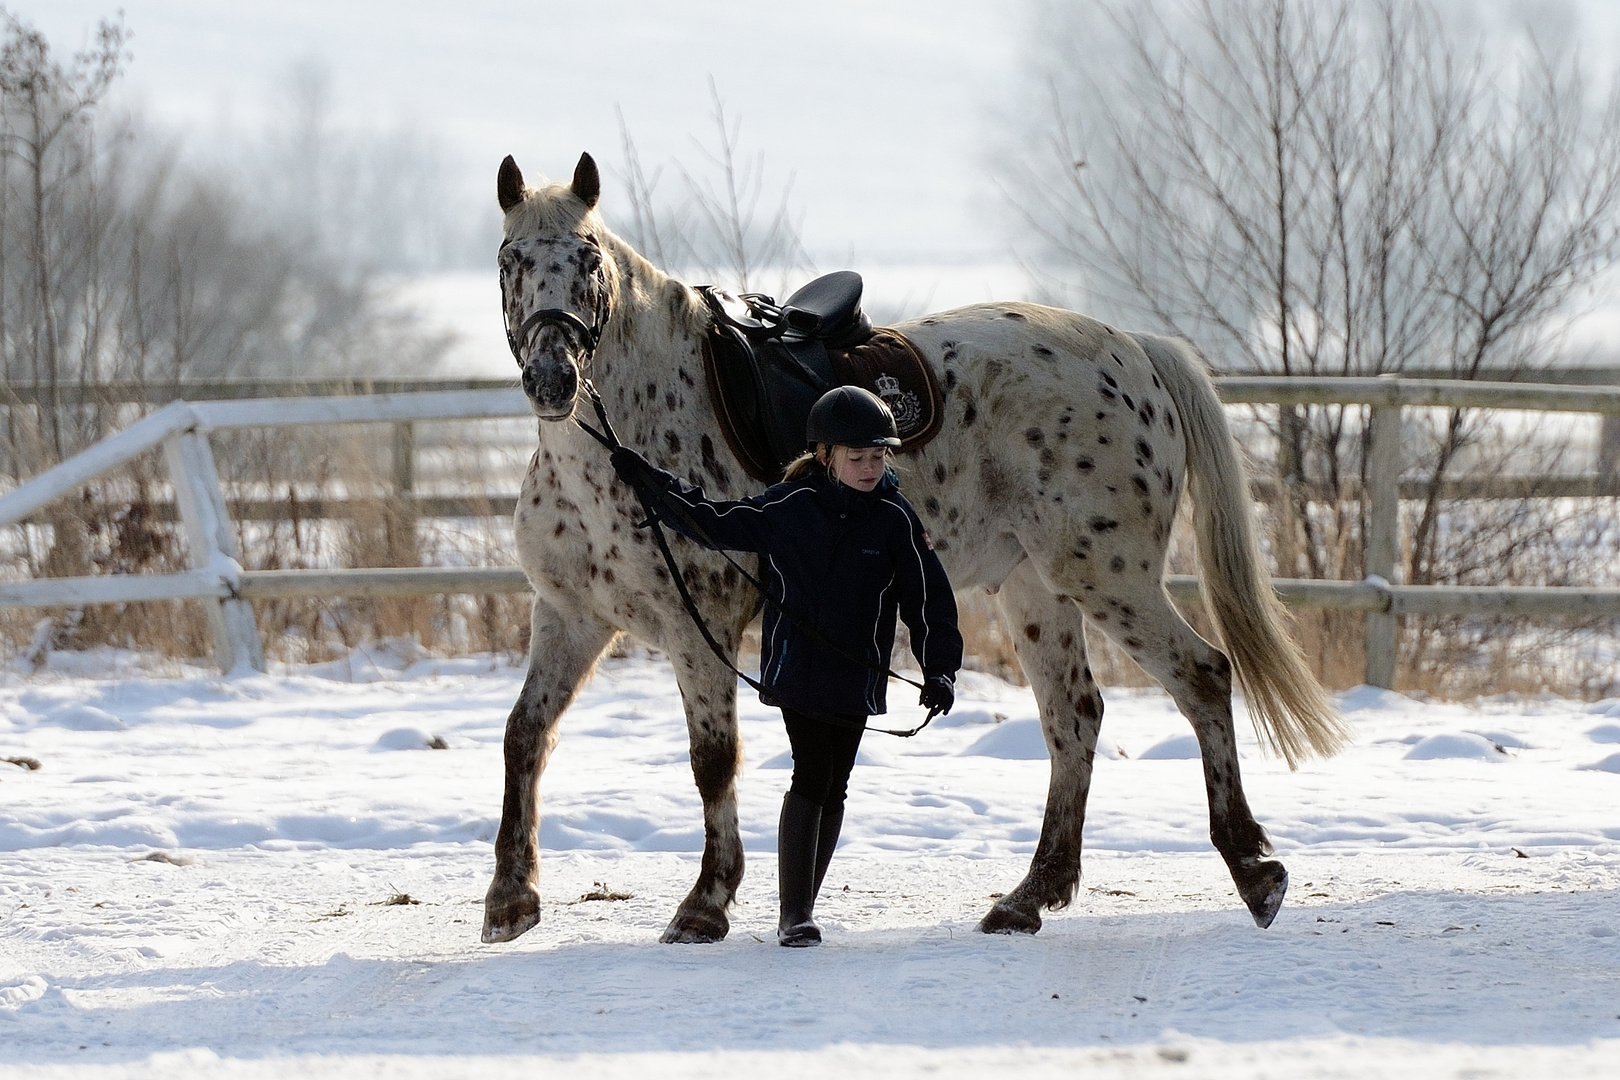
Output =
[{"x1": 611, "y1": 386, "x2": 962, "y2": 946}]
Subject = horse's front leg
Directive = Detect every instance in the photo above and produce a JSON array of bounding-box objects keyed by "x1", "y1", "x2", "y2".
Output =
[
  {"x1": 978, "y1": 559, "x2": 1105, "y2": 934},
  {"x1": 482, "y1": 598, "x2": 616, "y2": 943},
  {"x1": 659, "y1": 634, "x2": 746, "y2": 944}
]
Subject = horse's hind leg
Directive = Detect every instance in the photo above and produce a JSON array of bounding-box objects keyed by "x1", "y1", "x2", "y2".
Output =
[
  {"x1": 1077, "y1": 583, "x2": 1286, "y2": 928},
  {"x1": 978, "y1": 560, "x2": 1106, "y2": 935},
  {"x1": 660, "y1": 640, "x2": 746, "y2": 944},
  {"x1": 482, "y1": 598, "x2": 616, "y2": 943}
]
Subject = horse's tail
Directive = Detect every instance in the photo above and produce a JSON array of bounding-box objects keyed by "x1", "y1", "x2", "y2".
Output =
[{"x1": 1132, "y1": 332, "x2": 1350, "y2": 768}]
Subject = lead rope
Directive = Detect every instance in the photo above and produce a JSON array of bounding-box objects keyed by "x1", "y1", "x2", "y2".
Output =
[{"x1": 573, "y1": 380, "x2": 938, "y2": 739}]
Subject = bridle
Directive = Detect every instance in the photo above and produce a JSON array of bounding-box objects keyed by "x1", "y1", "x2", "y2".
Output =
[{"x1": 499, "y1": 238, "x2": 611, "y2": 370}]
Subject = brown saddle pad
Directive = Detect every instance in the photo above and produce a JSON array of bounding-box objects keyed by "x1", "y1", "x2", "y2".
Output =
[{"x1": 703, "y1": 325, "x2": 945, "y2": 484}]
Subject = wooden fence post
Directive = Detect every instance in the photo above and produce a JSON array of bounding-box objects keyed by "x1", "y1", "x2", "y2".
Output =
[
  {"x1": 1364, "y1": 401, "x2": 1402, "y2": 688},
  {"x1": 163, "y1": 426, "x2": 266, "y2": 674},
  {"x1": 391, "y1": 421, "x2": 415, "y2": 497}
]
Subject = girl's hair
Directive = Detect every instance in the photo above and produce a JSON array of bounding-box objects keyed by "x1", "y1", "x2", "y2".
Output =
[{"x1": 781, "y1": 444, "x2": 894, "y2": 482}]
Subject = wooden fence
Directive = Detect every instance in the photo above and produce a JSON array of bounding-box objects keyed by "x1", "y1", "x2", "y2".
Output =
[{"x1": 3, "y1": 375, "x2": 1620, "y2": 685}]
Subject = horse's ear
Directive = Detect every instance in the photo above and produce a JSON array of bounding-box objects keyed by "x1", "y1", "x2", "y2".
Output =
[
  {"x1": 571, "y1": 152, "x2": 601, "y2": 209},
  {"x1": 498, "y1": 155, "x2": 525, "y2": 213}
]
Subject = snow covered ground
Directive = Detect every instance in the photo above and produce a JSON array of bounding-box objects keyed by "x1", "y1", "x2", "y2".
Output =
[{"x1": 3, "y1": 646, "x2": 1620, "y2": 1077}]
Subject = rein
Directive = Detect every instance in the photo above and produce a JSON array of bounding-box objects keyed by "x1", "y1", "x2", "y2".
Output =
[{"x1": 572, "y1": 381, "x2": 938, "y2": 739}]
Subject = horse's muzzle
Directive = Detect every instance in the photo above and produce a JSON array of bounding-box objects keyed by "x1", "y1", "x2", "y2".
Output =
[{"x1": 521, "y1": 358, "x2": 579, "y2": 420}]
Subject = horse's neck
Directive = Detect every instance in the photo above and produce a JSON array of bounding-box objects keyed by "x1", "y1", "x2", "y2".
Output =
[{"x1": 584, "y1": 236, "x2": 719, "y2": 475}]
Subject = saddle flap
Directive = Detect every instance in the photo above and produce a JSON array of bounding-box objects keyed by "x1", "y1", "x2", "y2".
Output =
[{"x1": 700, "y1": 270, "x2": 944, "y2": 484}]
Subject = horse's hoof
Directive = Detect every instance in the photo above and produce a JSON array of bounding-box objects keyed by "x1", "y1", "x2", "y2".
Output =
[
  {"x1": 1236, "y1": 859, "x2": 1288, "y2": 929},
  {"x1": 481, "y1": 886, "x2": 541, "y2": 943},
  {"x1": 977, "y1": 900, "x2": 1042, "y2": 935},
  {"x1": 659, "y1": 909, "x2": 729, "y2": 944}
]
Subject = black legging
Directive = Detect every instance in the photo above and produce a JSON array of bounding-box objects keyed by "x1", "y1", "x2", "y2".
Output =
[{"x1": 781, "y1": 707, "x2": 867, "y2": 809}]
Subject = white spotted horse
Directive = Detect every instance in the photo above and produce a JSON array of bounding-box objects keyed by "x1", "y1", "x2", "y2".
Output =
[{"x1": 481, "y1": 152, "x2": 1349, "y2": 945}]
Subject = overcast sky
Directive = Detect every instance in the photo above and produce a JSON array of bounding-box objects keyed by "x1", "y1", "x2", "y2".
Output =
[
  {"x1": 26, "y1": 3, "x2": 1620, "y2": 255},
  {"x1": 21, "y1": 0, "x2": 1620, "y2": 351},
  {"x1": 25, "y1": 1, "x2": 1030, "y2": 267}
]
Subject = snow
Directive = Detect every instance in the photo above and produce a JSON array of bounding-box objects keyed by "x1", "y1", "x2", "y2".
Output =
[{"x1": 3, "y1": 649, "x2": 1620, "y2": 1077}]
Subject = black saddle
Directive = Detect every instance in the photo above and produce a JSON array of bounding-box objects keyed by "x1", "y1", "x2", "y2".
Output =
[{"x1": 699, "y1": 271, "x2": 943, "y2": 483}]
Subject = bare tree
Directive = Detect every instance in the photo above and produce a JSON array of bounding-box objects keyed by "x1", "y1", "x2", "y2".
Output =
[
  {"x1": 0, "y1": 11, "x2": 125, "y2": 462},
  {"x1": 614, "y1": 81, "x2": 811, "y2": 295},
  {"x1": 0, "y1": 12, "x2": 453, "y2": 601},
  {"x1": 1009, "y1": 0, "x2": 1620, "y2": 594}
]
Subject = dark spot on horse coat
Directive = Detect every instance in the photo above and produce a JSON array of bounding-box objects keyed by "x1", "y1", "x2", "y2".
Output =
[
  {"x1": 1122, "y1": 393, "x2": 1135, "y2": 410},
  {"x1": 1135, "y1": 438, "x2": 1154, "y2": 462},
  {"x1": 665, "y1": 430, "x2": 682, "y2": 454},
  {"x1": 699, "y1": 435, "x2": 731, "y2": 487},
  {"x1": 962, "y1": 403, "x2": 977, "y2": 427},
  {"x1": 1024, "y1": 623, "x2": 1042, "y2": 642},
  {"x1": 1025, "y1": 427, "x2": 1044, "y2": 445},
  {"x1": 1099, "y1": 388, "x2": 1116, "y2": 402},
  {"x1": 1090, "y1": 517, "x2": 1119, "y2": 533},
  {"x1": 1133, "y1": 475, "x2": 1151, "y2": 495},
  {"x1": 934, "y1": 462, "x2": 947, "y2": 483},
  {"x1": 553, "y1": 521, "x2": 566, "y2": 535},
  {"x1": 1076, "y1": 458, "x2": 1094, "y2": 472},
  {"x1": 1033, "y1": 344, "x2": 1054, "y2": 356},
  {"x1": 926, "y1": 497, "x2": 942, "y2": 515},
  {"x1": 1109, "y1": 555, "x2": 1126, "y2": 573},
  {"x1": 944, "y1": 369, "x2": 957, "y2": 390},
  {"x1": 1004, "y1": 310, "x2": 1026, "y2": 320}
]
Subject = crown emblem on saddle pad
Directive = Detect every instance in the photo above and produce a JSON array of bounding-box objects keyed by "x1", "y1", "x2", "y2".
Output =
[{"x1": 873, "y1": 372, "x2": 922, "y2": 430}]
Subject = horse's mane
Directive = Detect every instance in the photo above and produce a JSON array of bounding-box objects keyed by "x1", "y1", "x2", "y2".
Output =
[{"x1": 502, "y1": 179, "x2": 708, "y2": 348}]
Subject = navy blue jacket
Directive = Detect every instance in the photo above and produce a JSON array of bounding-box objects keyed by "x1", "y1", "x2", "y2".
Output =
[{"x1": 648, "y1": 468, "x2": 962, "y2": 716}]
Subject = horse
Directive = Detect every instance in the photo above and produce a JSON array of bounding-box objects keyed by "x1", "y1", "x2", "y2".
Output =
[{"x1": 481, "y1": 151, "x2": 1348, "y2": 945}]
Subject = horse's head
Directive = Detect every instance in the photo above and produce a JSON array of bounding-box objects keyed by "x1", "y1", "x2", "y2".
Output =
[{"x1": 496, "y1": 153, "x2": 612, "y2": 421}]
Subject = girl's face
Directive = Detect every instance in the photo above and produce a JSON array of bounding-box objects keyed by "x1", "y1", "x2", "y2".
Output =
[{"x1": 828, "y1": 445, "x2": 887, "y2": 492}]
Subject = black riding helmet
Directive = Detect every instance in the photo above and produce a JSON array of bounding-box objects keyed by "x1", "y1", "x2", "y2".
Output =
[{"x1": 805, "y1": 386, "x2": 901, "y2": 450}]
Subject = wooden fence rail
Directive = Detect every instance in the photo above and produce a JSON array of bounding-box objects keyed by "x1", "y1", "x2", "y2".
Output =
[{"x1": 4, "y1": 376, "x2": 1620, "y2": 683}]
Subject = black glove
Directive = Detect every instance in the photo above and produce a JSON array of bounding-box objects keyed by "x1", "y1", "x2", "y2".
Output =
[
  {"x1": 610, "y1": 447, "x2": 671, "y2": 503},
  {"x1": 919, "y1": 675, "x2": 955, "y2": 718}
]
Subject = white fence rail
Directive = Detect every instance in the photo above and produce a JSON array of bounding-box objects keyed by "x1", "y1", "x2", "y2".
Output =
[{"x1": 3, "y1": 379, "x2": 1619, "y2": 683}]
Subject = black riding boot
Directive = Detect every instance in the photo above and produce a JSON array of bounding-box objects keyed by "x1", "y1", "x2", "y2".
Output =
[
  {"x1": 777, "y1": 792, "x2": 823, "y2": 947},
  {"x1": 811, "y1": 802, "x2": 844, "y2": 899}
]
